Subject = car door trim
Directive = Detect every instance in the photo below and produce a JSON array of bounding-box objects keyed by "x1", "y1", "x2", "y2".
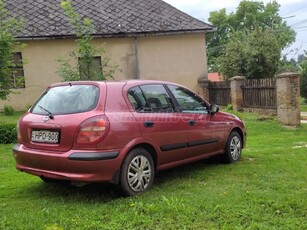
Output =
[
  {"x1": 160, "y1": 142, "x2": 188, "y2": 152},
  {"x1": 160, "y1": 138, "x2": 219, "y2": 152},
  {"x1": 188, "y1": 138, "x2": 219, "y2": 147}
]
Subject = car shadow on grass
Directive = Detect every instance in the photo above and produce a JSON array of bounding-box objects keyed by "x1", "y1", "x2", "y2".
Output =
[
  {"x1": 24, "y1": 180, "x2": 123, "y2": 203},
  {"x1": 154, "y1": 155, "x2": 223, "y2": 186},
  {"x1": 23, "y1": 155, "x2": 225, "y2": 202}
]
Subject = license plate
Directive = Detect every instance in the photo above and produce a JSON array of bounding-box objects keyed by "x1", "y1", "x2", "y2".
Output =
[{"x1": 31, "y1": 130, "x2": 59, "y2": 144}]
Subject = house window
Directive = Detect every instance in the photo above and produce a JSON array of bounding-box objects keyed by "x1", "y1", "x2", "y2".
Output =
[
  {"x1": 78, "y1": 56, "x2": 102, "y2": 79},
  {"x1": 11, "y1": 52, "x2": 25, "y2": 89}
]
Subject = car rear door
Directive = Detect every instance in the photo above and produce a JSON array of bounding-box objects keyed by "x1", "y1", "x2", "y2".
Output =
[{"x1": 126, "y1": 84, "x2": 189, "y2": 166}]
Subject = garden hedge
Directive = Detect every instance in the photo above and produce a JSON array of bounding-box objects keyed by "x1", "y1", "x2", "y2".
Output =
[{"x1": 0, "y1": 123, "x2": 17, "y2": 144}]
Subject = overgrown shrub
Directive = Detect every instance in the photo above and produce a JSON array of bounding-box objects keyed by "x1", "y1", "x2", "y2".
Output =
[
  {"x1": 226, "y1": 104, "x2": 233, "y2": 111},
  {"x1": 300, "y1": 68, "x2": 307, "y2": 100},
  {"x1": 4, "y1": 105, "x2": 14, "y2": 116},
  {"x1": 0, "y1": 0, "x2": 24, "y2": 100},
  {"x1": 57, "y1": 0, "x2": 119, "y2": 81},
  {"x1": 0, "y1": 123, "x2": 17, "y2": 143}
]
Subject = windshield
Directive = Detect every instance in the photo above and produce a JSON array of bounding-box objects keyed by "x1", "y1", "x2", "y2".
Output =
[{"x1": 31, "y1": 84, "x2": 99, "y2": 115}]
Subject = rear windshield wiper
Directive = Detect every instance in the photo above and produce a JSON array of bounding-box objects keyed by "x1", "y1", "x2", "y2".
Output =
[{"x1": 38, "y1": 105, "x2": 54, "y2": 119}]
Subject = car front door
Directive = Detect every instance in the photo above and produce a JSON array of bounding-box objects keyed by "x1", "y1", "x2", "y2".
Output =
[{"x1": 167, "y1": 85, "x2": 226, "y2": 159}]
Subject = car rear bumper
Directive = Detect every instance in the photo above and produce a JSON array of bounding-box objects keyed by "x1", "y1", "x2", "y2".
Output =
[{"x1": 12, "y1": 144, "x2": 122, "y2": 182}]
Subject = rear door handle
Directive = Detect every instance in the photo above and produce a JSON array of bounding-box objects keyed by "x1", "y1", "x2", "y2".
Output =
[
  {"x1": 188, "y1": 120, "x2": 196, "y2": 126},
  {"x1": 144, "y1": 121, "x2": 155, "y2": 128}
]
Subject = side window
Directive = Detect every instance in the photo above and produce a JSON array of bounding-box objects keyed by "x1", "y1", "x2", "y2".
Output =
[
  {"x1": 140, "y1": 85, "x2": 174, "y2": 113},
  {"x1": 128, "y1": 86, "x2": 147, "y2": 111},
  {"x1": 128, "y1": 85, "x2": 174, "y2": 113},
  {"x1": 11, "y1": 52, "x2": 25, "y2": 89},
  {"x1": 167, "y1": 85, "x2": 208, "y2": 114}
]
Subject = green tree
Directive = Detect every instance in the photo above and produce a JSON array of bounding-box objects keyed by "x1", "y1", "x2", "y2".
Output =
[
  {"x1": 0, "y1": 0, "x2": 23, "y2": 100},
  {"x1": 297, "y1": 53, "x2": 307, "y2": 65},
  {"x1": 57, "y1": 0, "x2": 119, "y2": 81},
  {"x1": 207, "y1": 0, "x2": 296, "y2": 75},
  {"x1": 278, "y1": 55, "x2": 300, "y2": 74},
  {"x1": 216, "y1": 27, "x2": 281, "y2": 79},
  {"x1": 300, "y1": 54, "x2": 307, "y2": 100}
]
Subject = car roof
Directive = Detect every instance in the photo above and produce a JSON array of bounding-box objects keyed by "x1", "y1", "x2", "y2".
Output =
[
  {"x1": 49, "y1": 79, "x2": 182, "y2": 88},
  {"x1": 115, "y1": 79, "x2": 181, "y2": 87}
]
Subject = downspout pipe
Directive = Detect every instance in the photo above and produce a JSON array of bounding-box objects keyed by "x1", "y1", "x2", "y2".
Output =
[{"x1": 134, "y1": 37, "x2": 140, "y2": 79}]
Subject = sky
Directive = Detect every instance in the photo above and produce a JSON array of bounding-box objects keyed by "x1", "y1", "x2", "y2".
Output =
[{"x1": 163, "y1": 0, "x2": 307, "y2": 60}]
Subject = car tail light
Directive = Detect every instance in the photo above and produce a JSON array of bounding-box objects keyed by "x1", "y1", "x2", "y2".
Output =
[
  {"x1": 75, "y1": 115, "x2": 110, "y2": 145},
  {"x1": 17, "y1": 121, "x2": 22, "y2": 142}
]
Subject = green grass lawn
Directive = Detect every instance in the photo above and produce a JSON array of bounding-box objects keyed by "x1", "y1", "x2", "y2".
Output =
[
  {"x1": 0, "y1": 112, "x2": 24, "y2": 124},
  {"x1": 1, "y1": 112, "x2": 307, "y2": 229},
  {"x1": 300, "y1": 98, "x2": 307, "y2": 112},
  {"x1": 301, "y1": 104, "x2": 307, "y2": 112}
]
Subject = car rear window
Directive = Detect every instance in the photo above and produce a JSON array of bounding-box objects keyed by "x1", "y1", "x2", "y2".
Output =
[{"x1": 31, "y1": 85, "x2": 99, "y2": 115}]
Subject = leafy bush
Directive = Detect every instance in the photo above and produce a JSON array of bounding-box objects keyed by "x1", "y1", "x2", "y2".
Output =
[
  {"x1": 0, "y1": 123, "x2": 17, "y2": 144},
  {"x1": 57, "y1": 1, "x2": 119, "y2": 81},
  {"x1": 0, "y1": 0, "x2": 24, "y2": 100},
  {"x1": 226, "y1": 104, "x2": 233, "y2": 111},
  {"x1": 300, "y1": 61, "x2": 307, "y2": 100},
  {"x1": 4, "y1": 105, "x2": 14, "y2": 116}
]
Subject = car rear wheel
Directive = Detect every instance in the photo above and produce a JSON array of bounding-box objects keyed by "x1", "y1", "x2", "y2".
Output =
[
  {"x1": 120, "y1": 148, "x2": 154, "y2": 196},
  {"x1": 223, "y1": 131, "x2": 242, "y2": 163}
]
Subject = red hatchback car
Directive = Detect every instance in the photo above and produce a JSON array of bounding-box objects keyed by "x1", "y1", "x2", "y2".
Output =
[{"x1": 13, "y1": 80, "x2": 246, "y2": 195}]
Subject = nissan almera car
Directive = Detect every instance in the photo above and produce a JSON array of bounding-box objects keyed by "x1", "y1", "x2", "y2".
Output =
[{"x1": 13, "y1": 80, "x2": 246, "y2": 196}]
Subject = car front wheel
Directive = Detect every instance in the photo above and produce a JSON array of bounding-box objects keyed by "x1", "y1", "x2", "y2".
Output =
[
  {"x1": 223, "y1": 131, "x2": 242, "y2": 163},
  {"x1": 120, "y1": 148, "x2": 154, "y2": 196}
]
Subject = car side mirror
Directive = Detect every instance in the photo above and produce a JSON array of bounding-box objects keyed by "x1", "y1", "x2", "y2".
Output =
[{"x1": 209, "y1": 104, "x2": 219, "y2": 114}]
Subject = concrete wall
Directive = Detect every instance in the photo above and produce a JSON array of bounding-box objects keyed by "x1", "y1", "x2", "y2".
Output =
[
  {"x1": 0, "y1": 33, "x2": 208, "y2": 111},
  {"x1": 138, "y1": 34, "x2": 208, "y2": 89}
]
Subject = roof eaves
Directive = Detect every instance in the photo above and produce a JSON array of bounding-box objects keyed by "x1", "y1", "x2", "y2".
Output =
[
  {"x1": 96, "y1": 28, "x2": 217, "y2": 38},
  {"x1": 15, "y1": 27, "x2": 217, "y2": 41}
]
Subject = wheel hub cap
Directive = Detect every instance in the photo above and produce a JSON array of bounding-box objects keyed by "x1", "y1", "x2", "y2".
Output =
[
  {"x1": 230, "y1": 136, "x2": 241, "y2": 160},
  {"x1": 127, "y1": 155, "x2": 152, "y2": 192}
]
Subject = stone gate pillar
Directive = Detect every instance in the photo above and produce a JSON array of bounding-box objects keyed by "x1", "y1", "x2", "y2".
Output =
[
  {"x1": 276, "y1": 72, "x2": 301, "y2": 126},
  {"x1": 230, "y1": 76, "x2": 245, "y2": 111}
]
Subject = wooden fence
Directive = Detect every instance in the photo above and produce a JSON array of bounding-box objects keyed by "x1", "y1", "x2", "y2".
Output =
[
  {"x1": 208, "y1": 81, "x2": 231, "y2": 106},
  {"x1": 203, "y1": 73, "x2": 301, "y2": 124},
  {"x1": 242, "y1": 78, "x2": 276, "y2": 109},
  {"x1": 207, "y1": 78, "x2": 277, "y2": 109}
]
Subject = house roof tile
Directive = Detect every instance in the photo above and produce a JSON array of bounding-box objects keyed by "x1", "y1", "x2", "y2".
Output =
[
  {"x1": 208, "y1": 72, "x2": 222, "y2": 82},
  {"x1": 5, "y1": 0, "x2": 215, "y2": 39}
]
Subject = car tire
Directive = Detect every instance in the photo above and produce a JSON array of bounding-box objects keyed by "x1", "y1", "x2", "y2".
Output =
[
  {"x1": 120, "y1": 148, "x2": 154, "y2": 196},
  {"x1": 223, "y1": 131, "x2": 242, "y2": 163}
]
